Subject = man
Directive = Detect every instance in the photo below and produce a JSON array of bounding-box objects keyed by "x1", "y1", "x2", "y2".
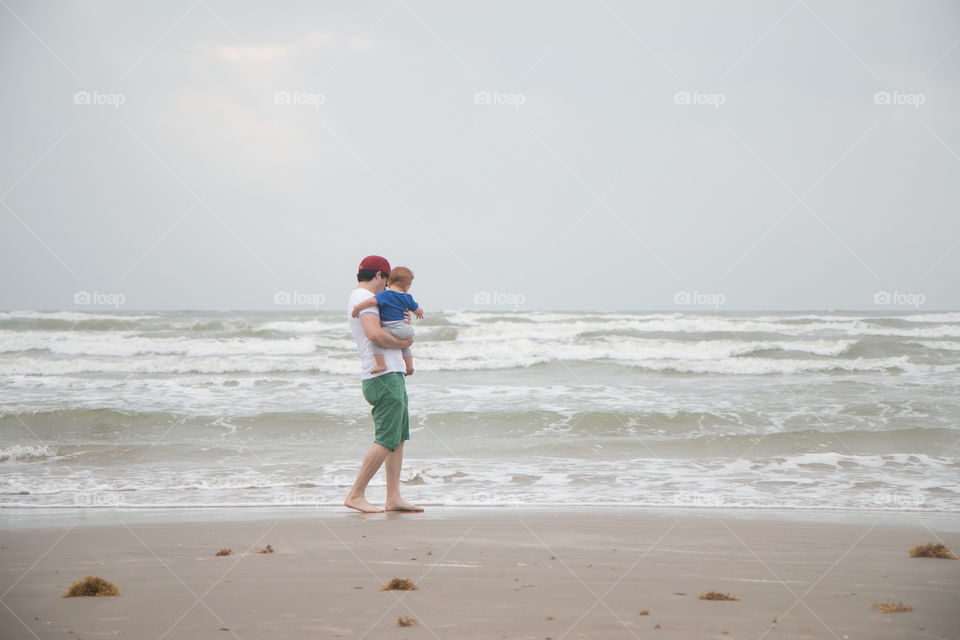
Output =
[{"x1": 344, "y1": 255, "x2": 423, "y2": 513}]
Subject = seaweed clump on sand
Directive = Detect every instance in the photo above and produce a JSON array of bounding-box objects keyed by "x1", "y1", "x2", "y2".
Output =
[
  {"x1": 397, "y1": 617, "x2": 417, "y2": 627},
  {"x1": 873, "y1": 601, "x2": 913, "y2": 613},
  {"x1": 909, "y1": 543, "x2": 957, "y2": 559},
  {"x1": 215, "y1": 548, "x2": 232, "y2": 556},
  {"x1": 699, "y1": 591, "x2": 739, "y2": 601},
  {"x1": 381, "y1": 578, "x2": 418, "y2": 591},
  {"x1": 61, "y1": 576, "x2": 119, "y2": 598},
  {"x1": 256, "y1": 545, "x2": 274, "y2": 554}
]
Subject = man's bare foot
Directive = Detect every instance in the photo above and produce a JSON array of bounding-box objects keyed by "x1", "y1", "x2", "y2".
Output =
[
  {"x1": 370, "y1": 364, "x2": 387, "y2": 374},
  {"x1": 385, "y1": 498, "x2": 424, "y2": 512},
  {"x1": 345, "y1": 496, "x2": 384, "y2": 513},
  {"x1": 405, "y1": 367, "x2": 414, "y2": 376}
]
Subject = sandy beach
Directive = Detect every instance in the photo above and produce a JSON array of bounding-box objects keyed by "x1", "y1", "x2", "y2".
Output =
[{"x1": 1, "y1": 508, "x2": 958, "y2": 639}]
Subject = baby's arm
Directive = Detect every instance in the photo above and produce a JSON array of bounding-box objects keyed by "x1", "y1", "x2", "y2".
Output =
[
  {"x1": 406, "y1": 295, "x2": 424, "y2": 320},
  {"x1": 351, "y1": 296, "x2": 380, "y2": 318}
]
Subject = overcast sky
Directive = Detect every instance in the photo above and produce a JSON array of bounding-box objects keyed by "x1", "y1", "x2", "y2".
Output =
[{"x1": 1, "y1": 0, "x2": 958, "y2": 312}]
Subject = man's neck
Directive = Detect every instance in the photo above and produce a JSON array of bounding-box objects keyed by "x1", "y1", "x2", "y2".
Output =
[{"x1": 358, "y1": 281, "x2": 380, "y2": 294}]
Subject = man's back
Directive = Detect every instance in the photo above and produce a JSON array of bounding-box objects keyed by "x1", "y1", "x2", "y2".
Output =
[{"x1": 347, "y1": 288, "x2": 404, "y2": 379}]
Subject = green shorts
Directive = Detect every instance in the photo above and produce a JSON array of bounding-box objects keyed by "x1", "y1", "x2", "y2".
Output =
[{"x1": 361, "y1": 372, "x2": 410, "y2": 451}]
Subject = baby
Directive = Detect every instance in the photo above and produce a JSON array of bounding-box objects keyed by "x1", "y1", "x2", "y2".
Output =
[{"x1": 351, "y1": 266, "x2": 424, "y2": 376}]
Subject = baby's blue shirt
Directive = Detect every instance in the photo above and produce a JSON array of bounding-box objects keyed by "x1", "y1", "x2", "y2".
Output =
[{"x1": 375, "y1": 289, "x2": 419, "y2": 322}]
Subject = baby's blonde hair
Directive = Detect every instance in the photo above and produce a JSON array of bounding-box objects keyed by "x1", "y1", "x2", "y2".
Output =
[{"x1": 388, "y1": 266, "x2": 413, "y2": 289}]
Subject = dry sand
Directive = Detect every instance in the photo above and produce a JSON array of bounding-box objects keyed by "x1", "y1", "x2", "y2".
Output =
[{"x1": 1, "y1": 508, "x2": 958, "y2": 639}]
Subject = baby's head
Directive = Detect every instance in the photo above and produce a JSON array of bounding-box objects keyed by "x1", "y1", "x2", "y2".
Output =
[{"x1": 387, "y1": 266, "x2": 413, "y2": 292}]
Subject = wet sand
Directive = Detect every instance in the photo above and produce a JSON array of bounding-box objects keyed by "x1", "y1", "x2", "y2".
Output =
[{"x1": 1, "y1": 508, "x2": 958, "y2": 639}]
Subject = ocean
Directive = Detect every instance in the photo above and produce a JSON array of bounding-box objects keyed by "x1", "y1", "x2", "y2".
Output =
[{"x1": 1, "y1": 309, "x2": 958, "y2": 512}]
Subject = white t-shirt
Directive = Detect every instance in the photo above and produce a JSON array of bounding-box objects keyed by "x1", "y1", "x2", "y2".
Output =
[{"x1": 347, "y1": 287, "x2": 405, "y2": 380}]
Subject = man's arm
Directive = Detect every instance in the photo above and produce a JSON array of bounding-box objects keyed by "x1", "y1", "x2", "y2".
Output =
[
  {"x1": 351, "y1": 296, "x2": 379, "y2": 318},
  {"x1": 360, "y1": 313, "x2": 414, "y2": 349}
]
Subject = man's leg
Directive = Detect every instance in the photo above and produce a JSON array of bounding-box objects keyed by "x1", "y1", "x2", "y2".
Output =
[
  {"x1": 344, "y1": 442, "x2": 391, "y2": 513},
  {"x1": 384, "y1": 440, "x2": 422, "y2": 512},
  {"x1": 385, "y1": 375, "x2": 421, "y2": 511}
]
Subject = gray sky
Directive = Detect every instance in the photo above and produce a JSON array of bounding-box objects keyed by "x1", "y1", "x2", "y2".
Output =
[{"x1": 1, "y1": 0, "x2": 958, "y2": 312}]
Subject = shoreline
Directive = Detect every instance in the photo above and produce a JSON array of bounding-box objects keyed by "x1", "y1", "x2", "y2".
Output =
[
  {"x1": 2, "y1": 507, "x2": 958, "y2": 639},
  {"x1": 4, "y1": 504, "x2": 960, "y2": 534}
]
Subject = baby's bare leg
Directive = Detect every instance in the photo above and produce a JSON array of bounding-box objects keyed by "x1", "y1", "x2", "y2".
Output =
[{"x1": 379, "y1": 321, "x2": 413, "y2": 374}]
